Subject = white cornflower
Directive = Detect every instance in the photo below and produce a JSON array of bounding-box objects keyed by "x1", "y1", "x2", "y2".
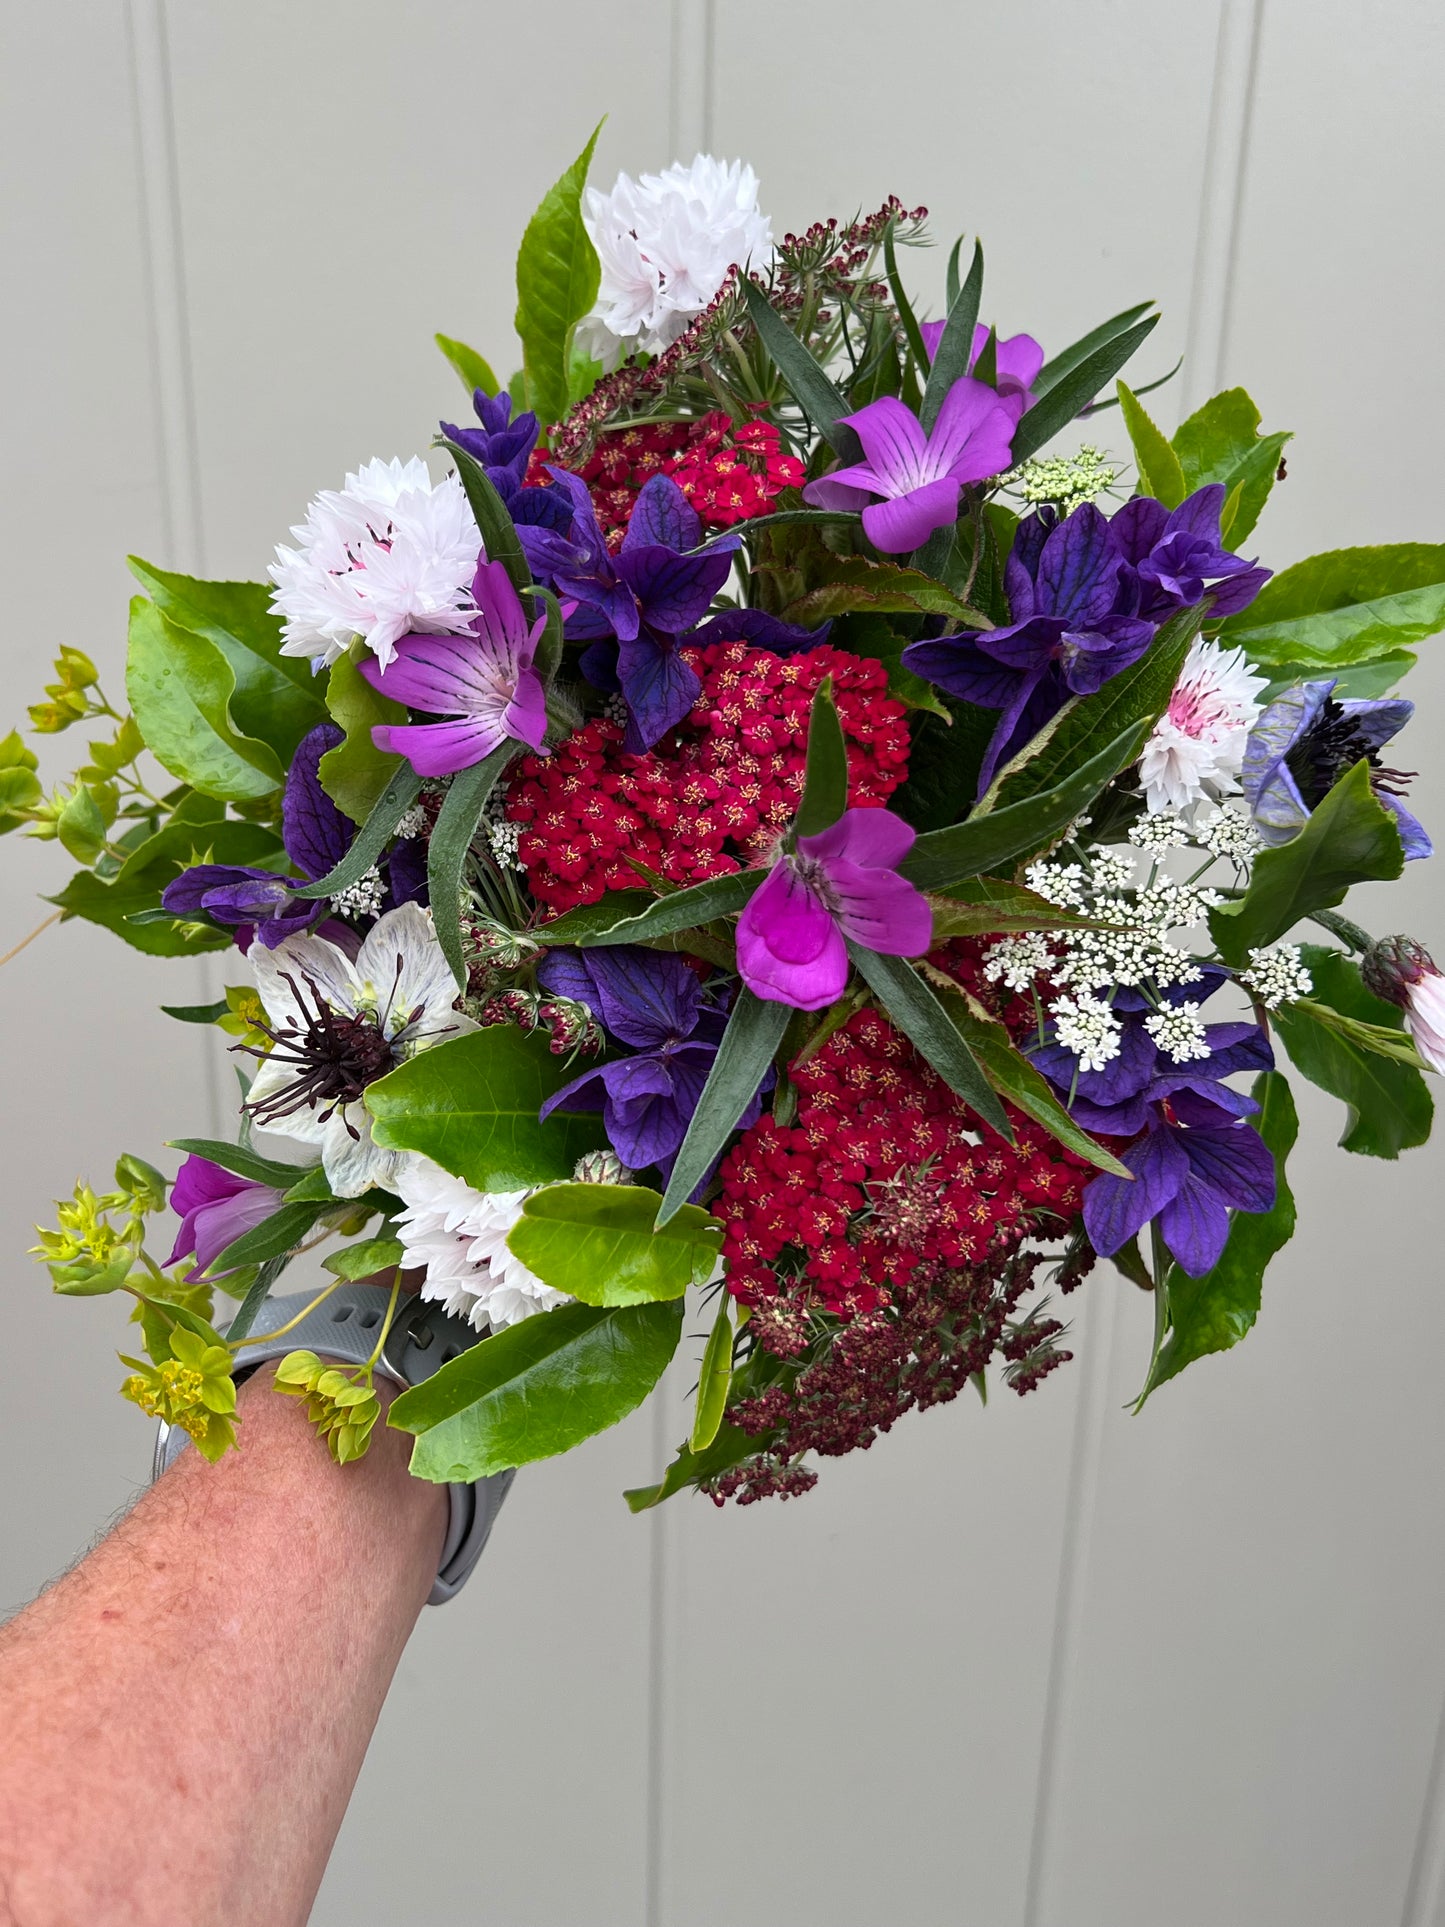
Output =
[
  {"x1": 1144, "y1": 1000, "x2": 1211, "y2": 1063},
  {"x1": 391, "y1": 1156, "x2": 570, "y2": 1332},
  {"x1": 330, "y1": 866, "x2": 385, "y2": 921},
  {"x1": 244, "y1": 903, "x2": 471, "y2": 1198},
  {"x1": 1089, "y1": 849, "x2": 1136, "y2": 893},
  {"x1": 579, "y1": 155, "x2": 774, "y2": 363},
  {"x1": 1239, "y1": 944, "x2": 1313, "y2": 1010},
  {"x1": 269, "y1": 457, "x2": 480, "y2": 672},
  {"x1": 983, "y1": 931, "x2": 1054, "y2": 992},
  {"x1": 1050, "y1": 992, "x2": 1123, "y2": 1074},
  {"x1": 1128, "y1": 811, "x2": 1191, "y2": 855},
  {"x1": 1196, "y1": 804, "x2": 1259, "y2": 863},
  {"x1": 1008, "y1": 445, "x2": 1118, "y2": 512},
  {"x1": 1024, "y1": 860, "x2": 1088, "y2": 909},
  {"x1": 394, "y1": 804, "x2": 429, "y2": 841},
  {"x1": 1138, "y1": 639, "x2": 1268, "y2": 813}
]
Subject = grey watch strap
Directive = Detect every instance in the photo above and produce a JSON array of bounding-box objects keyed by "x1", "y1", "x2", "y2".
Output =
[{"x1": 153, "y1": 1284, "x2": 513, "y2": 1606}]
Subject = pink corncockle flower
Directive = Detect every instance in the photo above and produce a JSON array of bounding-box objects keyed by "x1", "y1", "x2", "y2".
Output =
[
  {"x1": 802, "y1": 382, "x2": 1018, "y2": 553},
  {"x1": 359, "y1": 558, "x2": 549, "y2": 776},
  {"x1": 1362, "y1": 935, "x2": 1445, "y2": 1073},
  {"x1": 735, "y1": 807, "x2": 933, "y2": 1011}
]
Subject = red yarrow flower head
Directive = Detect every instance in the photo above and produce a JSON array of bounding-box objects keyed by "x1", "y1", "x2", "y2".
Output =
[
  {"x1": 360, "y1": 557, "x2": 549, "y2": 776},
  {"x1": 735, "y1": 808, "x2": 933, "y2": 1010}
]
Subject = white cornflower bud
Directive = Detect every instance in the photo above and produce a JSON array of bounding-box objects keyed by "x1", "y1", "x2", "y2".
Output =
[
  {"x1": 1144, "y1": 1000, "x2": 1211, "y2": 1063},
  {"x1": 1051, "y1": 992, "x2": 1123, "y2": 1073},
  {"x1": 330, "y1": 866, "x2": 385, "y2": 920},
  {"x1": 1239, "y1": 944, "x2": 1313, "y2": 1010}
]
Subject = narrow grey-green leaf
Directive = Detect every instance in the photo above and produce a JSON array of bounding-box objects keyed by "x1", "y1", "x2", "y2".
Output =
[
  {"x1": 657, "y1": 990, "x2": 790, "y2": 1225},
  {"x1": 846, "y1": 945, "x2": 1011, "y2": 1139},
  {"x1": 690, "y1": 1298, "x2": 735, "y2": 1453},
  {"x1": 560, "y1": 869, "x2": 764, "y2": 949},
  {"x1": 427, "y1": 742, "x2": 522, "y2": 989},
  {"x1": 439, "y1": 435, "x2": 531, "y2": 596},
  {"x1": 1011, "y1": 315, "x2": 1159, "y2": 465},
  {"x1": 920, "y1": 240, "x2": 984, "y2": 432},
  {"x1": 794, "y1": 680, "x2": 848, "y2": 837},
  {"x1": 290, "y1": 760, "x2": 422, "y2": 899},
  {"x1": 1033, "y1": 302, "x2": 1156, "y2": 397},
  {"x1": 741, "y1": 278, "x2": 861, "y2": 462}
]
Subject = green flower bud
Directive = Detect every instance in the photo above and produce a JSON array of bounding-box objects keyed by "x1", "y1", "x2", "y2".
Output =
[{"x1": 274, "y1": 1350, "x2": 381, "y2": 1464}]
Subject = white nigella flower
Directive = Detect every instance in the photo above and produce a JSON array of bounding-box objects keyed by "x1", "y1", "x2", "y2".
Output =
[
  {"x1": 391, "y1": 1156, "x2": 570, "y2": 1332},
  {"x1": 1239, "y1": 944, "x2": 1313, "y2": 1010},
  {"x1": 1050, "y1": 992, "x2": 1123, "y2": 1073},
  {"x1": 579, "y1": 155, "x2": 774, "y2": 363},
  {"x1": 269, "y1": 456, "x2": 480, "y2": 672},
  {"x1": 244, "y1": 903, "x2": 472, "y2": 1198},
  {"x1": 1144, "y1": 1000, "x2": 1212, "y2": 1063},
  {"x1": 1138, "y1": 639, "x2": 1268, "y2": 814}
]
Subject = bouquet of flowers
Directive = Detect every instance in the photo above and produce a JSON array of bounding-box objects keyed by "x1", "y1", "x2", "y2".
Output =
[{"x1": 10, "y1": 129, "x2": 1441, "y2": 1508}]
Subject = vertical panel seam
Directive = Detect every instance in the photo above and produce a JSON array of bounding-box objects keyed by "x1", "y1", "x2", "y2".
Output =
[{"x1": 1400, "y1": 1687, "x2": 1445, "y2": 1925}]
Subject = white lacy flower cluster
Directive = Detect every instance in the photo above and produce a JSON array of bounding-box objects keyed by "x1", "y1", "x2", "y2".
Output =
[
  {"x1": 1238, "y1": 944, "x2": 1313, "y2": 1010},
  {"x1": 580, "y1": 155, "x2": 774, "y2": 364},
  {"x1": 1050, "y1": 992, "x2": 1121, "y2": 1073},
  {"x1": 1143, "y1": 1000, "x2": 1211, "y2": 1062},
  {"x1": 330, "y1": 866, "x2": 385, "y2": 921},
  {"x1": 1008, "y1": 444, "x2": 1118, "y2": 512}
]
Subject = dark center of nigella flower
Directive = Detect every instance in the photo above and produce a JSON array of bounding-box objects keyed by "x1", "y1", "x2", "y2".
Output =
[
  {"x1": 1285, "y1": 697, "x2": 1416, "y2": 807},
  {"x1": 237, "y1": 970, "x2": 398, "y2": 1138}
]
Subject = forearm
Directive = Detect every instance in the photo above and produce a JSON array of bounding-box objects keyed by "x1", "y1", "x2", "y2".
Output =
[{"x1": 0, "y1": 1366, "x2": 446, "y2": 1927}]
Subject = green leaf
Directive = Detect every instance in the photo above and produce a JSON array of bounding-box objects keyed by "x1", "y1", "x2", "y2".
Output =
[
  {"x1": 167, "y1": 1137, "x2": 307, "y2": 1188},
  {"x1": 1210, "y1": 762, "x2": 1404, "y2": 962},
  {"x1": 1117, "y1": 380, "x2": 1186, "y2": 507},
  {"x1": 160, "y1": 999, "x2": 230, "y2": 1025},
  {"x1": 741, "y1": 278, "x2": 861, "y2": 461},
  {"x1": 208, "y1": 1200, "x2": 328, "y2": 1274},
  {"x1": 506, "y1": 1184, "x2": 721, "y2": 1305},
  {"x1": 900, "y1": 719, "x2": 1153, "y2": 891},
  {"x1": 894, "y1": 697, "x2": 1000, "y2": 831},
  {"x1": 532, "y1": 890, "x2": 655, "y2": 945},
  {"x1": 781, "y1": 555, "x2": 989, "y2": 627},
  {"x1": 367, "y1": 1027, "x2": 607, "y2": 1189},
  {"x1": 281, "y1": 1165, "x2": 341, "y2": 1203},
  {"x1": 989, "y1": 600, "x2": 1208, "y2": 811},
  {"x1": 56, "y1": 784, "x2": 108, "y2": 864},
  {"x1": 318, "y1": 649, "x2": 405, "y2": 825},
  {"x1": 545, "y1": 870, "x2": 763, "y2": 949},
  {"x1": 390, "y1": 1299, "x2": 683, "y2": 1481},
  {"x1": 323, "y1": 1237, "x2": 403, "y2": 1281},
  {"x1": 439, "y1": 436, "x2": 531, "y2": 597},
  {"x1": 795, "y1": 681, "x2": 848, "y2": 837},
  {"x1": 126, "y1": 559, "x2": 328, "y2": 763},
  {"x1": 847, "y1": 946, "x2": 1011, "y2": 1138},
  {"x1": 435, "y1": 333, "x2": 500, "y2": 397},
  {"x1": 883, "y1": 221, "x2": 929, "y2": 373},
  {"x1": 938, "y1": 991, "x2": 1130, "y2": 1176},
  {"x1": 125, "y1": 598, "x2": 284, "y2": 800},
  {"x1": 1272, "y1": 947, "x2": 1433, "y2": 1158},
  {"x1": 1141, "y1": 1072, "x2": 1299, "y2": 1401},
  {"x1": 514, "y1": 122, "x2": 603, "y2": 432},
  {"x1": 290, "y1": 760, "x2": 422, "y2": 900},
  {"x1": 623, "y1": 1421, "x2": 758, "y2": 1511},
  {"x1": 927, "y1": 874, "x2": 1098, "y2": 939},
  {"x1": 1034, "y1": 303, "x2": 1156, "y2": 398},
  {"x1": 970, "y1": 326, "x2": 998, "y2": 390},
  {"x1": 427, "y1": 742, "x2": 522, "y2": 989},
  {"x1": 1169, "y1": 388, "x2": 1291, "y2": 547},
  {"x1": 1011, "y1": 314, "x2": 1159, "y2": 465},
  {"x1": 1262, "y1": 652, "x2": 1417, "y2": 702},
  {"x1": 658, "y1": 990, "x2": 791, "y2": 1225},
  {"x1": 919, "y1": 240, "x2": 983, "y2": 432},
  {"x1": 224, "y1": 1253, "x2": 292, "y2": 1344},
  {"x1": 1218, "y1": 544, "x2": 1445, "y2": 669},
  {"x1": 690, "y1": 1298, "x2": 735, "y2": 1453}
]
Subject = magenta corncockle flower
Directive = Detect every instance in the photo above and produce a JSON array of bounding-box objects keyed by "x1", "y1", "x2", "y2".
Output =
[
  {"x1": 802, "y1": 381, "x2": 1018, "y2": 552},
  {"x1": 359, "y1": 558, "x2": 549, "y2": 776},
  {"x1": 166, "y1": 1155, "x2": 286, "y2": 1281},
  {"x1": 735, "y1": 808, "x2": 933, "y2": 1010}
]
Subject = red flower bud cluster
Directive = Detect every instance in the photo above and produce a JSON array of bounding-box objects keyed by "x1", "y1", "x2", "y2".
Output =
[{"x1": 505, "y1": 642, "x2": 910, "y2": 913}]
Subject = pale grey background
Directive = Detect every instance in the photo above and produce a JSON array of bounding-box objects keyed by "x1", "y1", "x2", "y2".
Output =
[{"x1": 2, "y1": 2, "x2": 1444, "y2": 1922}]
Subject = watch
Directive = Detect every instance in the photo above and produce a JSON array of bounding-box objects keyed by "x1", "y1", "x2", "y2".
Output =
[{"x1": 152, "y1": 1283, "x2": 513, "y2": 1606}]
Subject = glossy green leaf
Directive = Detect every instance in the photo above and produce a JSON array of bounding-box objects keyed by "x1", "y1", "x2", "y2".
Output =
[
  {"x1": 847, "y1": 945, "x2": 1011, "y2": 1138},
  {"x1": 56, "y1": 784, "x2": 108, "y2": 863},
  {"x1": 160, "y1": 999, "x2": 230, "y2": 1025},
  {"x1": 927, "y1": 875, "x2": 1098, "y2": 938},
  {"x1": 514, "y1": 123, "x2": 603, "y2": 431},
  {"x1": 367, "y1": 1027, "x2": 607, "y2": 1190},
  {"x1": 795, "y1": 682, "x2": 848, "y2": 837},
  {"x1": 938, "y1": 992, "x2": 1130, "y2": 1176},
  {"x1": 920, "y1": 240, "x2": 983, "y2": 431},
  {"x1": 1034, "y1": 303, "x2": 1156, "y2": 398},
  {"x1": 391, "y1": 1299, "x2": 684, "y2": 1482},
  {"x1": 1272, "y1": 946, "x2": 1433, "y2": 1158},
  {"x1": 658, "y1": 990, "x2": 791, "y2": 1224},
  {"x1": 1260, "y1": 652, "x2": 1416, "y2": 702},
  {"x1": 547, "y1": 870, "x2": 764, "y2": 949},
  {"x1": 282, "y1": 1165, "x2": 342, "y2": 1203},
  {"x1": 427, "y1": 742, "x2": 522, "y2": 988},
  {"x1": 290, "y1": 760, "x2": 422, "y2": 900},
  {"x1": 126, "y1": 558, "x2": 328, "y2": 762},
  {"x1": 507, "y1": 1183, "x2": 721, "y2": 1305},
  {"x1": 1117, "y1": 380, "x2": 1185, "y2": 507},
  {"x1": 1010, "y1": 314, "x2": 1159, "y2": 465},
  {"x1": 323, "y1": 1237, "x2": 403, "y2": 1281},
  {"x1": 1169, "y1": 388, "x2": 1291, "y2": 547},
  {"x1": 435, "y1": 332, "x2": 500, "y2": 397},
  {"x1": 319, "y1": 649, "x2": 405, "y2": 825},
  {"x1": 125, "y1": 598, "x2": 284, "y2": 801},
  {"x1": 167, "y1": 1137, "x2": 307, "y2": 1189},
  {"x1": 741, "y1": 278, "x2": 861, "y2": 461},
  {"x1": 900, "y1": 719, "x2": 1153, "y2": 891},
  {"x1": 1219, "y1": 544, "x2": 1445, "y2": 669},
  {"x1": 781, "y1": 555, "x2": 989, "y2": 628},
  {"x1": 624, "y1": 1421, "x2": 758, "y2": 1511},
  {"x1": 208, "y1": 1200, "x2": 329, "y2": 1275},
  {"x1": 1210, "y1": 762, "x2": 1404, "y2": 962},
  {"x1": 1140, "y1": 1072, "x2": 1299, "y2": 1401},
  {"x1": 988, "y1": 600, "x2": 1207, "y2": 811},
  {"x1": 439, "y1": 435, "x2": 531, "y2": 596},
  {"x1": 690, "y1": 1298, "x2": 735, "y2": 1454}
]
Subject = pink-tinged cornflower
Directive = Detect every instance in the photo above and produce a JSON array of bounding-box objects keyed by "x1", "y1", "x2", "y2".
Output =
[
  {"x1": 802, "y1": 380, "x2": 1018, "y2": 553},
  {"x1": 166, "y1": 1155, "x2": 286, "y2": 1281},
  {"x1": 919, "y1": 320, "x2": 1045, "y2": 418},
  {"x1": 359, "y1": 558, "x2": 549, "y2": 776},
  {"x1": 736, "y1": 808, "x2": 934, "y2": 1011}
]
